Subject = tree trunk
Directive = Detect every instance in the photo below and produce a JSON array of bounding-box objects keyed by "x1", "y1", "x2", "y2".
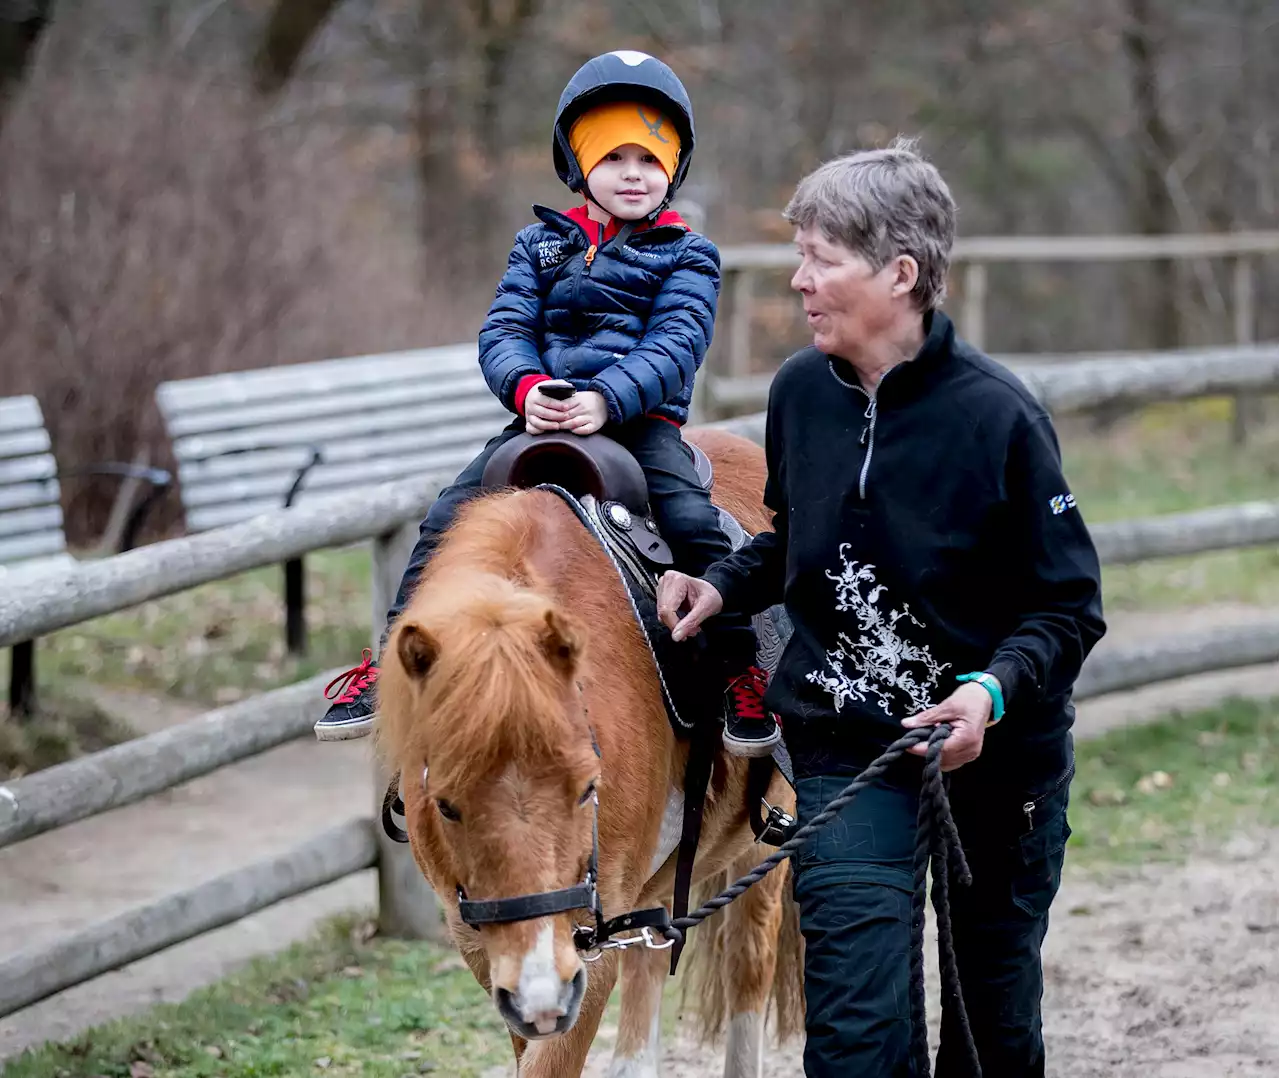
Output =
[
  {"x1": 1122, "y1": 0, "x2": 1180, "y2": 351},
  {"x1": 0, "y1": 0, "x2": 53, "y2": 133},
  {"x1": 253, "y1": 0, "x2": 344, "y2": 95}
]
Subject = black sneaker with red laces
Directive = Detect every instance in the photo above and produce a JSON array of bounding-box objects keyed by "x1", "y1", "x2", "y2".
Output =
[
  {"x1": 315, "y1": 648, "x2": 379, "y2": 741},
  {"x1": 721, "y1": 665, "x2": 781, "y2": 758}
]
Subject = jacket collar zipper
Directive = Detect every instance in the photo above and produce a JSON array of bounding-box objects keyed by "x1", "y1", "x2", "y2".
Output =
[
  {"x1": 827, "y1": 359, "x2": 879, "y2": 499},
  {"x1": 857, "y1": 395, "x2": 878, "y2": 500}
]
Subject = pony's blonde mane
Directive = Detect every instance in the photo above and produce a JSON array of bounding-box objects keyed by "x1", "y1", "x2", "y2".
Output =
[{"x1": 376, "y1": 491, "x2": 594, "y2": 793}]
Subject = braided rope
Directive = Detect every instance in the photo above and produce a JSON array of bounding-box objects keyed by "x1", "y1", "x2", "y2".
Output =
[
  {"x1": 663, "y1": 722, "x2": 982, "y2": 1076},
  {"x1": 910, "y1": 753, "x2": 934, "y2": 1073}
]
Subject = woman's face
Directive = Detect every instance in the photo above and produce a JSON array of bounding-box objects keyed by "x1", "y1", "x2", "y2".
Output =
[{"x1": 790, "y1": 224, "x2": 916, "y2": 359}]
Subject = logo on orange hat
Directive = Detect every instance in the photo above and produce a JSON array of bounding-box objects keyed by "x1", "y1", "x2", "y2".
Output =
[{"x1": 637, "y1": 106, "x2": 670, "y2": 143}]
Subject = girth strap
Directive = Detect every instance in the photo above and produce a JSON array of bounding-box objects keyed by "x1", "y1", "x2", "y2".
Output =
[{"x1": 669, "y1": 725, "x2": 716, "y2": 974}]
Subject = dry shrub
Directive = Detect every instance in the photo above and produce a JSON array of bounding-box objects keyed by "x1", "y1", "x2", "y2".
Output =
[{"x1": 0, "y1": 56, "x2": 482, "y2": 543}]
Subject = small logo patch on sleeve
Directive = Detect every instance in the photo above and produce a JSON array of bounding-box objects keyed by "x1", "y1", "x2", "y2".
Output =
[
  {"x1": 1049, "y1": 493, "x2": 1077, "y2": 515},
  {"x1": 535, "y1": 239, "x2": 566, "y2": 270}
]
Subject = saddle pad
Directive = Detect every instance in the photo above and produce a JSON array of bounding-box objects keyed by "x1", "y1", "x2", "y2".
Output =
[{"x1": 538, "y1": 482, "x2": 795, "y2": 770}]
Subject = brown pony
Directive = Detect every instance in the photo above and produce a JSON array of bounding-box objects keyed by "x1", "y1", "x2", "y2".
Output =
[{"x1": 377, "y1": 428, "x2": 802, "y2": 1078}]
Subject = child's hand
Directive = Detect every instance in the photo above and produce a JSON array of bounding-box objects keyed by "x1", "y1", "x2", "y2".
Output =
[
  {"x1": 562, "y1": 391, "x2": 609, "y2": 436},
  {"x1": 525, "y1": 384, "x2": 573, "y2": 433}
]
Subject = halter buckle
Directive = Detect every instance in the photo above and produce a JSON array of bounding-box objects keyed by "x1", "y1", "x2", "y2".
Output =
[{"x1": 755, "y1": 799, "x2": 797, "y2": 846}]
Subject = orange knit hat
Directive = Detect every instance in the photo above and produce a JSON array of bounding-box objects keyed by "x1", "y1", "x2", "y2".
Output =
[{"x1": 568, "y1": 100, "x2": 682, "y2": 181}]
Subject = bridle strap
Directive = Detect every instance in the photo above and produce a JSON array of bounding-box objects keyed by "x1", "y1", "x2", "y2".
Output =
[
  {"x1": 458, "y1": 880, "x2": 597, "y2": 926},
  {"x1": 458, "y1": 779, "x2": 603, "y2": 938}
]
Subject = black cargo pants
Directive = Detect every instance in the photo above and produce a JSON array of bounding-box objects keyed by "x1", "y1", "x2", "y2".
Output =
[{"x1": 791, "y1": 744, "x2": 1073, "y2": 1077}]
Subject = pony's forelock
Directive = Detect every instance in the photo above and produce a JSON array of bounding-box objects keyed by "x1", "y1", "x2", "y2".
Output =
[{"x1": 377, "y1": 494, "x2": 592, "y2": 794}]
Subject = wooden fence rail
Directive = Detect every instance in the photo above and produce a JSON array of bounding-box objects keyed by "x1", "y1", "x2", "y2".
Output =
[
  {"x1": 0, "y1": 346, "x2": 1275, "y2": 1022},
  {"x1": 1074, "y1": 622, "x2": 1279, "y2": 700},
  {"x1": 704, "y1": 342, "x2": 1279, "y2": 415},
  {"x1": 708, "y1": 231, "x2": 1279, "y2": 436},
  {"x1": 712, "y1": 231, "x2": 1280, "y2": 393},
  {"x1": 0, "y1": 476, "x2": 446, "y2": 648},
  {"x1": 1, "y1": 617, "x2": 1274, "y2": 1020},
  {"x1": 0, "y1": 670, "x2": 338, "y2": 850},
  {"x1": 0, "y1": 818, "x2": 378, "y2": 1018}
]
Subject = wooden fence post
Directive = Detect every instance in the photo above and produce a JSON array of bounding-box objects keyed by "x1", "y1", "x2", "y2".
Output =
[
  {"x1": 371, "y1": 523, "x2": 445, "y2": 940},
  {"x1": 962, "y1": 261, "x2": 988, "y2": 350},
  {"x1": 1231, "y1": 255, "x2": 1262, "y2": 443}
]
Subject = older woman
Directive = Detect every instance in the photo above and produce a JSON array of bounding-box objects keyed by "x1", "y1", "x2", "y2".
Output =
[{"x1": 658, "y1": 140, "x2": 1105, "y2": 1076}]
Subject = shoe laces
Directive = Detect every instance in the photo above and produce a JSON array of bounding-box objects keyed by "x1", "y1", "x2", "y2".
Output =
[
  {"x1": 325, "y1": 648, "x2": 379, "y2": 705},
  {"x1": 727, "y1": 665, "x2": 770, "y2": 722}
]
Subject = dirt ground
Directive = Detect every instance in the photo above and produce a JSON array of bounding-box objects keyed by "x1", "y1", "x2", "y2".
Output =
[
  {"x1": 1, "y1": 605, "x2": 1276, "y2": 1070},
  {"x1": 578, "y1": 830, "x2": 1280, "y2": 1077}
]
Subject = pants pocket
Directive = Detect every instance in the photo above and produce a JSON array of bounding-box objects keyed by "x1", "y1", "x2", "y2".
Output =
[{"x1": 1010, "y1": 782, "x2": 1070, "y2": 919}]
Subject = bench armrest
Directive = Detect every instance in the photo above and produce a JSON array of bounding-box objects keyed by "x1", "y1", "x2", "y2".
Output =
[{"x1": 59, "y1": 462, "x2": 173, "y2": 552}]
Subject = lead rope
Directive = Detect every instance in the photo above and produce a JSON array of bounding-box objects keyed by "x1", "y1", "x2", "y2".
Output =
[{"x1": 660, "y1": 723, "x2": 981, "y2": 1077}]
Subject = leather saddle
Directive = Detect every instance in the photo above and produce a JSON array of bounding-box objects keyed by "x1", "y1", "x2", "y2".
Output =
[{"x1": 481, "y1": 430, "x2": 721, "y2": 596}]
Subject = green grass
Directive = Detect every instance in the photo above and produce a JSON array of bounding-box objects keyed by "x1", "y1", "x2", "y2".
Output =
[
  {"x1": 1, "y1": 919, "x2": 513, "y2": 1078},
  {"x1": 1068, "y1": 695, "x2": 1279, "y2": 866}
]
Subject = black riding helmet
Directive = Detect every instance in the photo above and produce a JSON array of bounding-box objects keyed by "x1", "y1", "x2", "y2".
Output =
[{"x1": 553, "y1": 50, "x2": 696, "y2": 212}]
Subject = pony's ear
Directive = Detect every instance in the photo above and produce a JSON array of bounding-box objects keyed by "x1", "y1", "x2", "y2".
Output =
[
  {"x1": 540, "y1": 609, "x2": 581, "y2": 678},
  {"x1": 397, "y1": 623, "x2": 439, "y2": 680}
]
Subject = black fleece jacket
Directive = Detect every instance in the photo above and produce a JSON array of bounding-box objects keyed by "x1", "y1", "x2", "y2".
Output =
[{"x1": 703, "y1": 311, "x2": 1106, "y2": 780}]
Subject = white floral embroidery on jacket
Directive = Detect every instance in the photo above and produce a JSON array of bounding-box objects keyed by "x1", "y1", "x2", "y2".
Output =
[{"x1": 805, "y1": 544, "x2": 949, "y2": 716}]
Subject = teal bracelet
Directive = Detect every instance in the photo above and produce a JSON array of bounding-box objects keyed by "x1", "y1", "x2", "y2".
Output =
[{"x1": 957, "y1": 672, "x2": 1004, "y2": 725}]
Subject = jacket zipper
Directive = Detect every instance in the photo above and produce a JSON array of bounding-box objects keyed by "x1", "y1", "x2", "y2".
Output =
[
  {"x1": 569, "y1": 223, "x2": 600, "y2": 337},
  {"x1": 858, "y1": 396, "x2": 877, "y2": 499},
  {"x1": 828, "y1": 359, "x2": 880, "y2": 498},
  {"x1": 1021, "y1": 760, "x2": 1075, "y2": 832}
]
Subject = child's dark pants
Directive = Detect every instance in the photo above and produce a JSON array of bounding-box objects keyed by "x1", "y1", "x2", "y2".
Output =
[{"x1": 383, "y1": 416, "x2": 757, "y2": 670}]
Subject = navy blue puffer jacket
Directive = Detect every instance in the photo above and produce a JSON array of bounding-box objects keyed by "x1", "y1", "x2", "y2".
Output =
[{"x1": 478, "y1": 205, "x2": 720, "y2": 426}]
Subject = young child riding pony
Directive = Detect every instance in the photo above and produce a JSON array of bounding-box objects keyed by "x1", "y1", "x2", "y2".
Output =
[{"x1": 316, "y1": 50, "x2": 778, "y2": 757}]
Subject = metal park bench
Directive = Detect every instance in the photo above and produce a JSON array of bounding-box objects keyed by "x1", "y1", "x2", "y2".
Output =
[
  {"x1": 1, "y1": 394, "x2": 170, "y2": 715},
  {"x1": 155, "y1": 345, "x2": 510, "y2": 653}
]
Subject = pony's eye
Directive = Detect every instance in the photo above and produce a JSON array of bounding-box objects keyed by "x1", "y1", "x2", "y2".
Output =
[
  {"x1": 437, "y1": 799, "x2": 461, "y2": 822},
  {"x1": 578, "y1": 781, "x2": 597, "y2": 807}
]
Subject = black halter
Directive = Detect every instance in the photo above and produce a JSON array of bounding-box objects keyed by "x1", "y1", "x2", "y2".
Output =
[
  {"x1": 378, "y1": 713, "x2": 659, "y2": 953},
  {"x1": 455, "y1": 787, "x2": 604, "y2": 951}
]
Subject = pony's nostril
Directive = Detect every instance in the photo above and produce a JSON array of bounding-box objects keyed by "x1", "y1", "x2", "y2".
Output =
[
  {"x1": 564, "y1": 966, "x2": 587, "y2": 1006},
  {"x1": 494, "y1": 986, "x2": 516, "y2": 1015}
]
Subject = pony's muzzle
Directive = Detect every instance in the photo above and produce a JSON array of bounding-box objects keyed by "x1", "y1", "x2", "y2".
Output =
[{"x1": 494, "y1": 966, "x2": 587, "y2": 1039}]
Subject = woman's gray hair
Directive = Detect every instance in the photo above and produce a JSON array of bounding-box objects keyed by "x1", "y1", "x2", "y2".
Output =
[{"x1": 783, "y1": 137, "x2": 956, "y2": 310}]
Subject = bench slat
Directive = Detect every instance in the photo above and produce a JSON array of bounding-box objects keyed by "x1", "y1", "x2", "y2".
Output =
[
  {"x1": 0, "y1": 503, "x2": 65, "y2": 540},
  {"x1": 182, "y1": 460, "x2": 461, "y2": 531},
  {"x1": 175, "y1": 418, "x2": 503, "y2": 485},
  {"x1": 0, "y1": 428, "x2": 53, "y2": 461},
  {"x1": 0, "y1": 396, "x2": 45, "y2": 434},
  {"x1": 0, "y1": 529, "x2": 67, "y2": 565},
  {"x1": 0, "y1": 479, "x2": 62, "y2": 513},
  {"x1": 171, "y1": 396, "x2": 509, "y2": 463},
  {"x1": 177, "y1": 443, "x2": 484, "y2": 511},
  {"x1": 0, "y1": 454, "x2": 57, "y2": 486},
  {"x1": 160, "y1": 370, "x2": 496, "y2": 439},
  {"x1": 156, "y1": 346, "x2": 480, "y2": 414}
]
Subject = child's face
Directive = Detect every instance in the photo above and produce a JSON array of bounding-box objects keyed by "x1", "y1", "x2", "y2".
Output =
[{"x1": 585, "y1": 143, "x2": 670, "y2": 220}]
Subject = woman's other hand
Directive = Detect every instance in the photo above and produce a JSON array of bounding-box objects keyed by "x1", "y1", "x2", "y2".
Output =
[
  {"x1": 657, "y1": 571, "x2": 725, "y2": 642},
  {"x1": 901, "y1": 682, "x2": 992, "y2": 771}
]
